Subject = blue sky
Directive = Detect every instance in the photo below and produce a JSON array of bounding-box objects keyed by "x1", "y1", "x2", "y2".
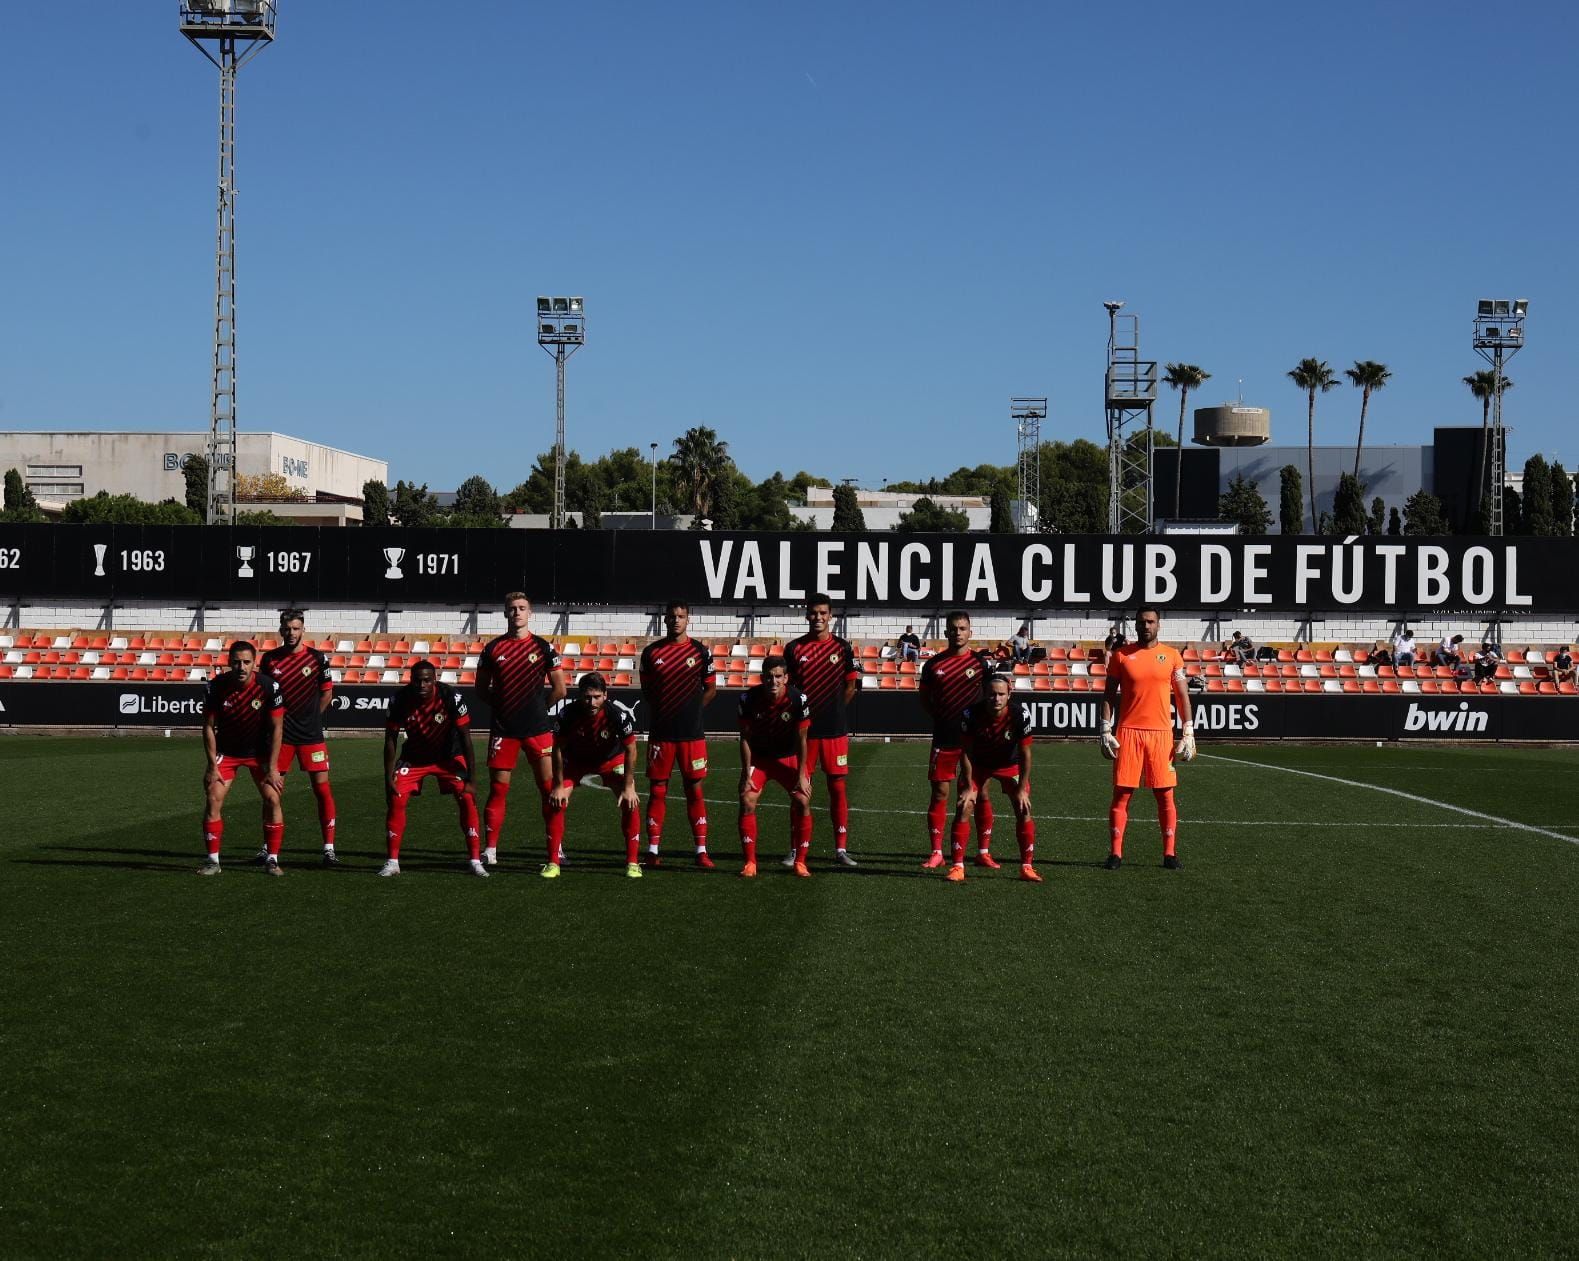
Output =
[{"x1": 2, "y1": 1, "x2": 1575, "y2": 492}]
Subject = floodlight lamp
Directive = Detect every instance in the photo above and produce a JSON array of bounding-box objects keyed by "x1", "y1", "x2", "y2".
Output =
[
  {"x1": 1104, "y1": 300, "x2": 1125, "y2": 313},
  {"x1": 1493, "y1": 300, "x2": 1510, "y2": 316},
  {"x1": 540, "y1": 323, "x2": 556, "y2": 335},
  {"x1": 1477, "y1": 300, "x2": 1494, "y2": 316},
  {"x1": 1485, "y1": 326, "x2": 1500, "y2": 338},
  {"x1": 563, "y1": 323, "x2": 579, "y2": 335},
  {"x1": 1514, "y1": 299, "x2": 1529, "y2": 316},
  {"x1": 553, "y1": 297, "x2": 569, "y2": 313},
  {"x1": 568, "y1": 297, "x2": 583, "y2": 314},
  {"x1": 537, "y1": 297, "x2": 551, "y2": 314}
]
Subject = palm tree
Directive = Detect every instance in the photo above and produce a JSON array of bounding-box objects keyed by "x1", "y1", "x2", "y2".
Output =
[
  {"x1": 1464, "y1": 369, "x2": 1514, "y2": 525},
  {"x1": 1287, "y1": 358, "x2": 1339, "y2": 533},
  {"x1": 1163, "y1": 363, "x2": 1210, "y2": 520},
  {"x1": 670, "y1": 426, "x2": 729, "y2": 521},
  {"x1": 1345, "y1": 360, "x2": 1392, "y2": 481}
]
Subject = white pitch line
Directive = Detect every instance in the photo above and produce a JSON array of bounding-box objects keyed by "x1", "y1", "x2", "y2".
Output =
[{"x1": 1199, "y1": 752, "x2": 1579, "y2": 847}]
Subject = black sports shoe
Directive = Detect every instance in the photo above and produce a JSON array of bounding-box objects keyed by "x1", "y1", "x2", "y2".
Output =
[
  {"x1": 1162, "y1": 855, "x2": 1182, "y2": 871},
  {"x1": 322, "y1": 849, "x2": 340, "y2": 867},
  {"x1": 1103, "y1": 854, "x2": 1122, "y2": 871}
]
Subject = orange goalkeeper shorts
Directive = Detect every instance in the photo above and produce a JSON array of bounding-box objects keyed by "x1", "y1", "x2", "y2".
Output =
[{"x1": 1114, "y1": 727, "x2": 1176, "y2": 790}]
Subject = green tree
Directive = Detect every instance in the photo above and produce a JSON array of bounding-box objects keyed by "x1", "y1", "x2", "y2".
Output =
[
  {"x1": 832, "y1": 483, "x2": 866, "y2": 532},
  {"x1": 1387, "y1": 506, "x2": 1402, "y2": 535},
  {"x1": 392, "y1": 480, "x2": 442, "y2": 528},
  {"x1": 1331, "y1": 472, "x2": 1369, "y2": 535},
  {"x1": 788, "y1": 471, "x2": 832, "y2": 503},
  {"x1": 1344, "y1": 360, "x2": 1392, "y2": 481},
  {"x1": 1369, "y1": 496, "x2": 1386, "y2": 535},
  {"x1": 1218, "y1": 472, "x2": 1271, "y2": 535},
  {"x1": 453, "y1": 475, "x2": 501, "y2": 521},
  {"x1": 1463, "y1": 369, "x2": 1513, "y2": 524},
  {"x1": 61, "y1": 492, "x2": 201, "y2": 525},
  {"x1": 894, "y1": 496, "x2": 969, "y2": 533},
  {"x1": 184, "y1": 455, "x2": 209, "y2": 519},
  {"x1": 1288, "y1": 358, "x2": 1340, "y2": 533},
  {"x1": 1402, "y1": 490, "x2": 1448, "y2": 536},
  {"x1": 1, "y1": 469, "x2": 43, "y2": 522},
  {"x1": 1502, "y1": 485, "x2": 1523, "y2": 535},
  {"x1": 1521, "y1": 454, "x2": 1555, "y2": 535},
  {"x1": 1278, "y1": 464, "x2": 1304, "y2": 535},
  {"x1": 988, "y1": 485, "x2": 1014, "y2": 533},
  {"x1": 670, "y1": 426, "x2": 730, "y2": 522},
  {"x1": 1550, "y1": 461, "x2": 1574, "y2": 537},
  {"x1": 1163, "y1": 363, "x2": 1211, "y2": 519},
  {"x1": 361, "y1": 479, "x2": 390, "y2": 526},
  {"x1": 233, "y1": 508, "x2": 287, "y2": 526},
  {"x1": 1038, "y1": 439, "x2": 1108, "y2": 533}
]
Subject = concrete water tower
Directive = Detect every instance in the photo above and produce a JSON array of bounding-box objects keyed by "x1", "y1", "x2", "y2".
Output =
[{"x1": 1193, "y1": 404, "x2": 1271, "y2": 446}]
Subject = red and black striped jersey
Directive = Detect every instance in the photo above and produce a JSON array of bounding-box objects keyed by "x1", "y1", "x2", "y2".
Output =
[
  {"x1": 205, "y1": 671, "x2": 285, "y2": 759},
  {"x1": 738, "y1": 684, "x2": 811, "y2": 761},
  {"x1": 640, "y1": 636, "x2": 715, "y2": 741},
  {"x1": 478, "y1": 633, "x2": 561, "y2": 739},
  {"x1": 388, "y1": 684, "x2": 471, "y2": 766},
  {"x1": 961, "y1": 700, "x2": 1033, "y2": 773},
  {"x1": 784, "y1": 633, "x2": 861, "y2": 738},
  {"x1": 555, "y1": 698, "x2": 637, "y2": 769},
  {"x1": 919, "y1": 648, "x2": 995, "y2": 747},
  {"x1": 259, "y1": 644, "x2": 332, "y2": 745}
]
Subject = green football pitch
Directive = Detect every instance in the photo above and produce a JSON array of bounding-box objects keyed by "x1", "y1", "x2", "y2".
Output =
[{"x1": 3, "y1": 735, "x2": 1578, "y2": 1258}]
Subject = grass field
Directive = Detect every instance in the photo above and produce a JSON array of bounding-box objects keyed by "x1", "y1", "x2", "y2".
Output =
[{"x1": 3, "y1": 734, "x2": 1578, "y2": 1258}]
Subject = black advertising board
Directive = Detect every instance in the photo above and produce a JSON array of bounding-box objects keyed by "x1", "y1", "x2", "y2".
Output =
[
  {"x1": 2, "y1": 524, "x2": 1578, "y2": 613},
  {"x1": 2, "y1": 683, "x2": 1572, "y2": 742}
]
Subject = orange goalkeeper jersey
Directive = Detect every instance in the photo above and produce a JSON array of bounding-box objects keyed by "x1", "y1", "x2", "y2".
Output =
[{"x1": 1108, "y1": 642, "x2": 1184, "y2": 731}]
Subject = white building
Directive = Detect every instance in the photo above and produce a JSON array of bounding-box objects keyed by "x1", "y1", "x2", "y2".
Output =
[
  {"x1": 0, "y1": 430, "x2": 387, "y2": 525},
  {"x1": 792, "y1": 486, "x2": 990, "y2": 531}
]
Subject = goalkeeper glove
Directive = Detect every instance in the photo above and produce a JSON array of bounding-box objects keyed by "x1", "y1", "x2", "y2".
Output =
[
  {"x1": 1174, "y1": 722, "x2": 1197, "y2": 763},
  {"x1": 1099, "y1": 720, "x2": 1120, "y2": 760}
]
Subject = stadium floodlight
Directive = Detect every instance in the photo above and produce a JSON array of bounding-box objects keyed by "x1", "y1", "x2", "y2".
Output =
[
  {"x1": 1471, "y1": 296, "x2": 1529, "y2": 537},
  {"x1": 650, "y1": 442, "x2": 659, "y2": 530},
  {"x1": 179, "y1": 1, "x2": 276, "y2": 524},
  {"x1": 537, "y1": 296, "x2": 587, "y2": 529}
]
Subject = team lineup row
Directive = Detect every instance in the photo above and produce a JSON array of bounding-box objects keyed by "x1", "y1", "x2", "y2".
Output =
[{"x1": 197, "y1": 594, "x2": 1199, "y2": 880}]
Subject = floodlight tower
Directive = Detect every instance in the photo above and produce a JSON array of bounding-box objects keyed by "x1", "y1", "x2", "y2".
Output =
[
  {"x1": 180, "y1": 1, "x2": 276, "y2": 524},
  {"x1": 1010, "y1": 397, "x2": 1046, "y2": 532},
  {"x1": 1472, "y1": 299, "x2": 1528, "y2": 536},
  {"x1": 1104, "y1": 302, "x2": 1158, "y2": 533},
  {"x1": 537, "y1": 297, "x2": 586, "y2": 529}
]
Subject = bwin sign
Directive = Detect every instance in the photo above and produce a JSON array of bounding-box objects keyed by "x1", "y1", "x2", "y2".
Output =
[{"x1": 1402, "y1": 701, "x2": 1490, "y2": 734}]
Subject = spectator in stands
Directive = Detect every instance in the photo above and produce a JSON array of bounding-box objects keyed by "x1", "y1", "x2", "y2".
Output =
[
  {"x1": 897, "y1": 626, "x2": 922, "y2": 663},
  {"x1": 1369, "y1": 640, "x2": 1393, "y2": 667},
  {"x1": 1434, "y1": 633, "x2": 1465, "y2": 667},
  {"x1": 1008, "y1": 623, "x2": 1032, "y2": 664},
  {"x1": 1473, "y1": 641, "x2": 1503, "y2": 684},
  {"x1": 1393, "y1": 629, "x2": 1417, "y2": 667},
  {"x1": 1552, "y1": 646, "x2": 1575, "y2": 688},
  {"x1": 1220, "y1": 630, "x2": 1255, "y2": 665},
  {"x1": 1103, "y1": 624, "x2": 1126, "y2": 654}
]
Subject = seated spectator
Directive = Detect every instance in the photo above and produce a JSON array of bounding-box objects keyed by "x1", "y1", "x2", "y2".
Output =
[
  {"x1": 1553, "y1": 646, "x2": 1575, "y2": 688},
  {"x1": 897, "y1": 626, "x2": 921, "y2": 663},
  {"x1": 1434, "y1": 633, "x2": 1465, "y2": 667},
  {"x1": 1254, "y1": 642, "x2": 1278, "y2": 662},
  {"x1": 1220, "y1": 630, "x2": 1255, "y2": 665},
  {"x1": 1369, "y1": 640, "x2": 1393, "y2": 667},
  {"x1": 1103, "y1": 624, "x2": 1126, "y2": 654},
  {"x1": 1392, "y1": 628, "x2": 1417, "y2": 667},
  {"x1": 1473, "y1": 641, "x2": 1503, "y2": 683},
  {"x1": 1009, "y1": 623, "x2": 1032, "y2": 664}
]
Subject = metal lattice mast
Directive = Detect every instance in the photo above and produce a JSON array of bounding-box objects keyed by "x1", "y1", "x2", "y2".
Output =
[
  {"x1": 537, "y1": 297, "x2": 586, "y2": 529},
  {"x1": 1472, "y1": 299, "x2": 1527, "y2": 537},
  {"x1": 1103, "y1": 301, "x2": 1158, "y2": 534},
  {"x1": 1011, "y1": 397, "x2": 1046, "y2": 532},
  {"x1": 182, "y1": 3, "x2": 275, "y2": 524}
]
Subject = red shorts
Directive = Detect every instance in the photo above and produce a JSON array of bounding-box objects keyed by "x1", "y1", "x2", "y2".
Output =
[
  {"x1": 277, "y1": 742, "x2": 331, "y2": 774},
  {"x1": 488, "y1": 732, "x2": 554, "y2": 772},
  {"x1": 214, "y1": 754, "x2": 269, "y2": 784},
  {"x1": 746, "y1": 756, "x2": 803, "y2": 795},
  {"x1": 971, "y1": 765, "x2": 1024, "y2": 792},
  {"x1": 560, "y1": 753, "x2": 630, "y2": 793},
  {"x1": 647, "y1": 738, "x2": 709, "y2": 782},
  {"x1": 928, "y1": 744, "x2": 963, "y2": 784},
  {"x1": 393, "y1": 758, "x2": 474, "y2": 798},
  {"x1": 1114, "y1": 727, "x2": 1177, "y2": 790},
  {"x1": 806, "y1": 735, "x2": 850, "y2": 777}
]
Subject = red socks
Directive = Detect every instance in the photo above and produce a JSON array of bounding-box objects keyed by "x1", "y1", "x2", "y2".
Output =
[
  {"x1": 263, "y1": 822, "x2": 284, "y2": 858},
  {"x1": 1016, "y1": 816, "x2": 1036, "y2": 864},
  {"x1": 793, "y1": 803, "x2": 812, "y2": 863},
  {"x1": 645, "y1": 780, "x2": 668, "y2": 850},
  {"x1": 949, "y1": 817, "x2": 970, "y2": 866},
  {"x1": 1156, "y1": 788, "x2": 1178, "y2": 857},
  {"x1": 622, "y1": 801, "x2": 641, "y2": 865},
  {"x1": 739, "y1": 812, "x2": 758, "y2": 864},
  {"x1": 828, "y1": 776, "x2": 849, "y2": 848},
  {"x1": 459, "y1": 793, "x2": 482, "y2": 861},
  {"x1": 975, "y1": 793, "x2": 994, "y2": 853},
  {"x1": 684, "y1": 779, "x2": 709, "y2": 851},
  {"x1": 483, "y1": 778, "x2": 511, "y2": 851},
  {"x1": 311, "y1": 778, "x2": 337, "y2": 846},
  {"x1": 385, "y1": 797, "x2": 407, "y2": 859},
  {"x1": 544, "y1": 797, "x2": 565, "y2": 865},
  {"x1": 203, "y1": 817, "x2": 224, "y2": 858},
  {"x1": 927, "y1": 798, "x2": 948, "y2": 854},
  {"x1": 1108, "y1": 788, "x2": 1132, "y2": 858}
]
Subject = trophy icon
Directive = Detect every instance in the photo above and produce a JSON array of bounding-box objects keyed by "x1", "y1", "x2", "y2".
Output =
[
  {"x1": 383, "y1": 547, "x2": 405, "y2": 580},
  {"x1": 236, "y1": 546, "x2": 256, "y2": 578},
  {"x1": 93, "y1": 543, "x2": 108, "y2": 578}
]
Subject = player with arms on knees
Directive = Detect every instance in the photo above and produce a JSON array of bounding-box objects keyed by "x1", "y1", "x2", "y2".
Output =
[
  {"x1": 259, "y1": 609, "x2": 339, "y2": 865},
  {"x1": 918, "y1": 610, "x2": 995, "y2": 869},
  {"x1": 737, "y1": 655, "x2": 813, "y2": 879},
  {"x1": 639, "y1": 600, "x2": 717, "y2": 868},
  {"x1": 547, "y1": 673, "x2": 643, "y2": 879},
  {"x1": 380, "y1": 660, "x2": 484, "y2": 878},
  {"x1": 951, "y1": 673, "x2": 1041, "y2": 883},
  {"x1": 783, "y1": 593, "x2": 862, "y2": 867},
  {"x1": 1099, "y1": 605, "x2": 1193, "y2": 870},
  {"x1": 196, "y1": 641, "x2": 286, "y2": 875},
  {"x1": 476, "y1": 592, "x2": 565, "y2": 867}
]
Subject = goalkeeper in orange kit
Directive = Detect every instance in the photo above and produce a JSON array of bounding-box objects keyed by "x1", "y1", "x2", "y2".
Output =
[{"x1": 1099, "y1": 606, "x2": 1194, "y2": 870}]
